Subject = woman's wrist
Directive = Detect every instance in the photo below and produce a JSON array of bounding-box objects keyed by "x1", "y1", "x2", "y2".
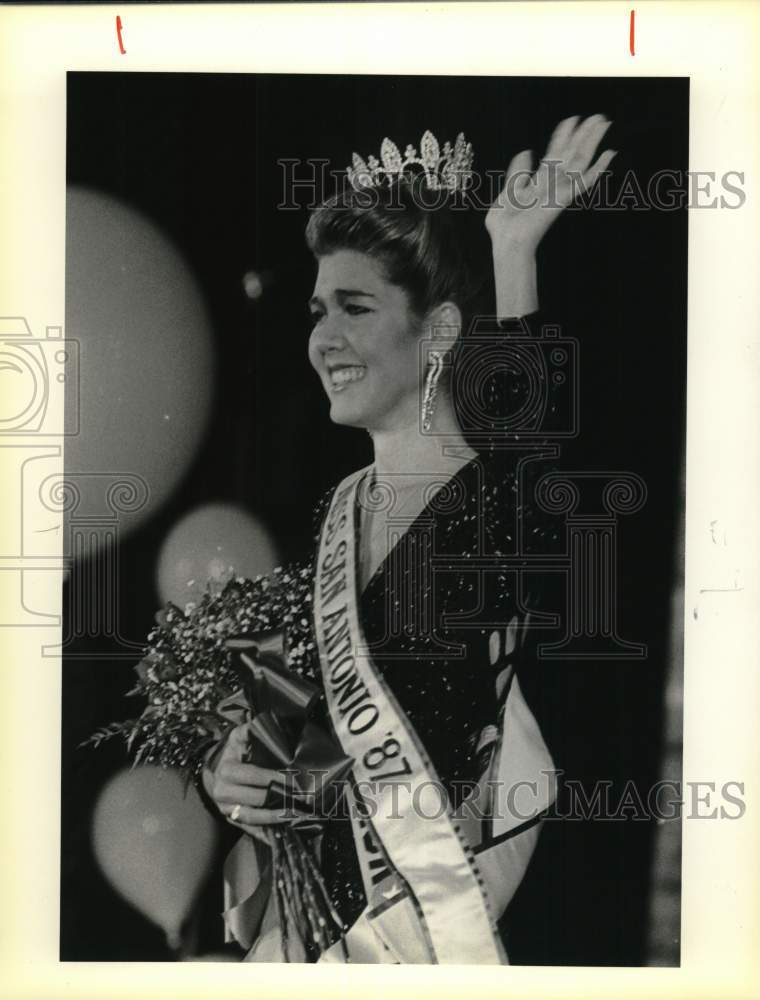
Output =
[
  {"x1": 488, "y1": 229, "x2": 541, "y2": 259},
  {"x1": 491, "y1": 235, "x2": 539, "y2": 319}
]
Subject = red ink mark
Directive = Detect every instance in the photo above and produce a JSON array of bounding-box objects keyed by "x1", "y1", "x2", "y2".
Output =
[
  {"x1": 116, "y1": 15, "x2": 126, "y2": 55},
  {"x1": 629, "y1": 10, "x2": 635, "y2": 56}
]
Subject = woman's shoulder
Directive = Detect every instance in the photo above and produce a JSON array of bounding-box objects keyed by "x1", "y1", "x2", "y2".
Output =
[
  {"x1": 451, "y1": 452, "x2": 519, "y2": 535},
  {"x1": 436, "y1": 451, "x2": 560, "y2": 615},
  {"x1": 468, "y1": 449, "x2": 561, "y2": 545}
]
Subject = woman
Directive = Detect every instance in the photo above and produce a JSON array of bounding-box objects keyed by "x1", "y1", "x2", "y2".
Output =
[{"x1": 202, "y1": 114, "x2": 615, "y2": 963}]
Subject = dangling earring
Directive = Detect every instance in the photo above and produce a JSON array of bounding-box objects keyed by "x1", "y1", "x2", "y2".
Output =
[{"x1": 421, "y1": 350, "x2": 444, "y2": 432}]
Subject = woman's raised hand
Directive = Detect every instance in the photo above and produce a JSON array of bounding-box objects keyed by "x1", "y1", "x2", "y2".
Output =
[
  {"x1": 203, "y1": 722, "x2": 298, "y2": 844},
  {"x1": 486, "y1": 114, "x2": 616, "y2": 251}
]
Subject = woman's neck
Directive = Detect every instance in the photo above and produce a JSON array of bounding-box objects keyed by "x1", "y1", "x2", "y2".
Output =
[{"x1": 369, "y1": 395, "x2": 476, "y2": 481}]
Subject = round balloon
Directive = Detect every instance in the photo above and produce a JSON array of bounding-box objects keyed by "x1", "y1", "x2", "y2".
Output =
[
  {"x1": 92, "y1": 765, "x2": 218, "y2": 950},
  {"x1": 157, "y1": 502, "x2": 280, "y2": 608},
  {"x1": 65, "y1": 186, "x2": 215, "y2": 543}
]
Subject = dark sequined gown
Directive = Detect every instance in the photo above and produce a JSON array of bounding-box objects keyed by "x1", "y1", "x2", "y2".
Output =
[
  {"x1": 200, "y1": 313, "x2": 562, "y2": 935},
  {"x1": 302, "y1": 452, "x2": 556, "y2": 929}
]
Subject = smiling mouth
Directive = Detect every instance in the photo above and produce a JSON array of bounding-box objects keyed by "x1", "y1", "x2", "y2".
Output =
[{"x1": 329, "y1": 366, "x2": 366, "y2": 392}]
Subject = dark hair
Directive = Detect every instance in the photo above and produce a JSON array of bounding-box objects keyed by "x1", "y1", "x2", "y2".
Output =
[{"x1": 305, "y1": 176, "x2": 493, "y2": 330}]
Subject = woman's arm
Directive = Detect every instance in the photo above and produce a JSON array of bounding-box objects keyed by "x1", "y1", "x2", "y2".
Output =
[
  {"x1": 486, "y1": 114, "x2": 616, "y2": 318},
  {"x1": 490, "y1": 236, "x2": 539, "y2": 319}
]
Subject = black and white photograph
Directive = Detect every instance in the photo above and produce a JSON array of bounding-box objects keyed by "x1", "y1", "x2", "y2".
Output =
[
  {"x1": 61, "y1": 70, "x2": 688, "y2": 965},
  {"x1": 1, "y1": 4, "x2": 758, "y2": 995}
]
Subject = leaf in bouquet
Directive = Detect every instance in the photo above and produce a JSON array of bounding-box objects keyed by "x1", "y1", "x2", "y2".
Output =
[
  {"x1": 79, "y1": 721, "x2": 133, "y2": 750},
  {"x1": 134, "y1": 658, "x2": 151, "y2": 683}
]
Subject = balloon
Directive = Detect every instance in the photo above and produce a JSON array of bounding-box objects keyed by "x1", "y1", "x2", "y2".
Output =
[
  {"x1": 92, "y1": 765, "x2": 218, "y2": 949},
  {"x1": 156, "y1": 502, "x2": 280, "y2": 608},
  {"x1": 64, "y1": 187, "x2": 215, "y2": 544}
]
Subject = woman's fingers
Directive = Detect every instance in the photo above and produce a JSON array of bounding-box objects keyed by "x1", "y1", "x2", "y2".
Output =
[
  {"x1": 210, "y1": 752, "x2": 297, "y2": 812},
  {"x1": 563, "y1": 113, "x2": 605, "y2": 151},
  {"x1": 544, "y1": 115, "x2": 580, "y2": 159},
  {"x1": 220, "y1": 760, "x2": 291, "y2": 789},
  {"x1": 581, "y1": 148, "x2": 618, "y2": 192},
  {"x1": 505, "y1": 148, "x2": 534, "y2": 187},
  {"x1": 534, "y1": 115, "x2": 615, "y2": 204},
  {"x1": 566, "y1": 117, "x2": 612, "y2": 171},
  {"x1": 225, "y1": 722, "x2": 253, "y2": 750},
  {"x1": 214, "y1": 782, "x2": 273, "y2": 809},
  {"x1": 225, "y1": 803, "x2": 300, "y2": 827},
  {"x1": 213, "y1": 768, "x2": 296, "y2": 808},
  {"x1": 544, "y1": 114, "x2": 611, "y2": 170}
]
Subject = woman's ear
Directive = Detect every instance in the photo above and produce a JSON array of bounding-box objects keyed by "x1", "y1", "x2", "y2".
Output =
[{"x1": 426, "y1": 301, "x2": 462, "y2": 351}]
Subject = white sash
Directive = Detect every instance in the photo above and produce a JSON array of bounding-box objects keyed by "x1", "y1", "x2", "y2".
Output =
[
  {"x1": 313, "y1": 468, "x2": 506, "y2": 964},
  {"x1": 233, "y1": 464, "x2": 558, "y2": 964}
]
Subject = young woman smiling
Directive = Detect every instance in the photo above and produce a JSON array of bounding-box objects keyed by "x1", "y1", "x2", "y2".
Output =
[{"x1": 202, "y1": 114, "x2": 615, "y2": 963}]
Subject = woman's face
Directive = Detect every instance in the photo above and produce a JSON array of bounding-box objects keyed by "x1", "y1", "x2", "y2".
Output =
[{"x1": 308, "y1": 249, "x2": 425, "y2": 432}]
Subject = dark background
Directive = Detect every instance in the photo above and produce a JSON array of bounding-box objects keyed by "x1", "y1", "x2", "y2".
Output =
[{"x1": 62, "y1": 72, "x2": 688, "y2": 963}]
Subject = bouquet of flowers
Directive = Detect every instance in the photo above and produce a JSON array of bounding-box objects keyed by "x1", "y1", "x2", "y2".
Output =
[{"x1": 86, "y1": 564, "x2": 353, "y2": 961}]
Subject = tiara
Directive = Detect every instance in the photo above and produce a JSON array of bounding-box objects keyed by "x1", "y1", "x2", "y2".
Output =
[{"x1": 346, "y1": 130, "x2": 474, "y2": 192}]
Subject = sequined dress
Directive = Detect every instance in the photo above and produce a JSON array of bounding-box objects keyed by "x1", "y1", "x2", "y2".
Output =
[{"x1": 281, "y1": 452, "x2": 551, "y2": 929}]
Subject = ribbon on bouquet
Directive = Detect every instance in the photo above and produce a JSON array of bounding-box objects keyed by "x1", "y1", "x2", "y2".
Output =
[
  {"x1": 223, "y1": 631, "x2": 353, "y2": 814},
  {"x1": 216, "y1": 631, "x2": 354, "y2": 956}
]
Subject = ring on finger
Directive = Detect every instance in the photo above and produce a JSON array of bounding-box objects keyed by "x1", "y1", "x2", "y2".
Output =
[{"x1": 230, "y1": 803, "x2": 242, "y2": 823}]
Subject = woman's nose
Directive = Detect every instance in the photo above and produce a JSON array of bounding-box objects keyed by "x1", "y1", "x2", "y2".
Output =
[{"x1": 312, "y1": 313, "x2": 347, "y2": 353}]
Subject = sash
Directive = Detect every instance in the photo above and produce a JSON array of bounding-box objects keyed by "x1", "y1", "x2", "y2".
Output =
[
  {"x1": 230, "y1": 465, "x2": 557, "y2": 964},
  {"x1": 313, "y1": 468, "x2": 505, "y2": 964}
]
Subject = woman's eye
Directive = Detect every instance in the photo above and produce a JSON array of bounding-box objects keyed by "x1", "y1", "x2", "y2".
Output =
[
  {"x1": 309, "y1": 310, "x2": 324, "y2": 326},
  {"x1": 345, "y1": 304, "x2": 371, "y2": 316}
]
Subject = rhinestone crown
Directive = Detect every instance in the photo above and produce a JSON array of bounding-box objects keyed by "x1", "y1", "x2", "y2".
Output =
[{"x1": 347, "y1": 130, "x2": 474, "y2": 192}]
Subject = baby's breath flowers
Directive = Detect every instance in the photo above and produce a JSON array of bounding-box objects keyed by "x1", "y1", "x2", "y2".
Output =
[
  {"x1": 86, "y1": 561, "x2": 319, "y2": 781},
  {"x1": 86, "y1": 557, "x2": 349, "y2": 961}
]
